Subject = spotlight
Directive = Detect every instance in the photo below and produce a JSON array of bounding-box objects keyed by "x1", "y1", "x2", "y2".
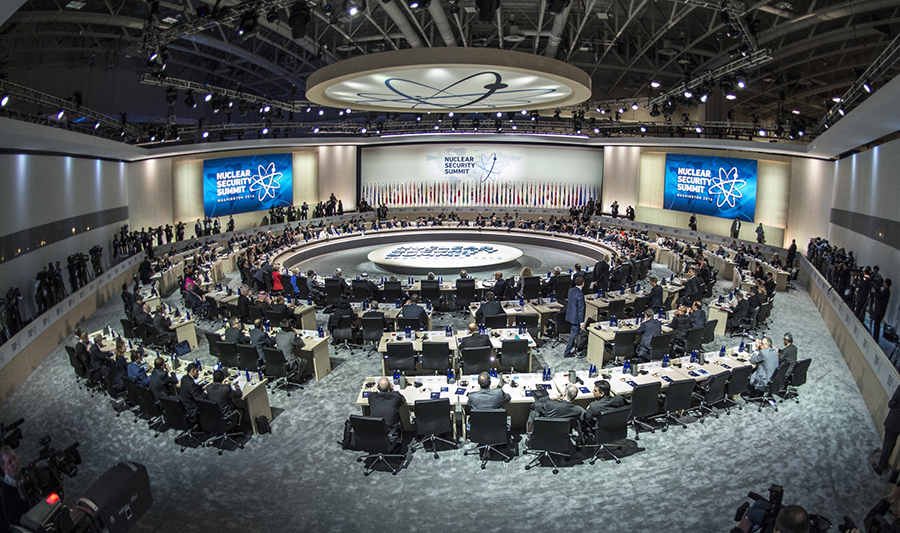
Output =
[
  {"x1": 832, "y1": 96, "x2": 842, "y2": 103},
  {"x1": 631, "y1": 102, "x2": 639, "y2": 111},
  {"x1": 640, "y1": 126, "x2": 647, "y2": 132},
  {"x1": 617, "y1": 107, "x2": 625, "y2": 114},
  {"x1": 288, "y1": 3, "x2": 311, "y2": 39},
  {"x1": 165, "y1": 87, "x2": 177, "y2": 105},
  {"x1": 433, "y1": 124, "x2": 439, "y2": 130},
  {"x1": 698, "y1": 84, "x2": 710, "y2": 103},
  {"x1": 838, "y1": 107, "x2": 845, "y2": 116},
  {"x1": 361, "y1": 125, "x2": 368, "y2": 133},
  {"x1": 863, "y1": 80, "x2": 872, "y2": 93},
  {"x1": 262, "y1": 126, "x2": 269, "y2": 134},
  {"x1": 735, "y1": 73, "x2": 746, "y2": 89},
  {"x1": 448, "y1": 111, "x2": 455, "y2": 117},
  {"x1": 451, "y1": 120, "x2": 459, "y2": 131},
  {"x1": 313, "y1": 126, "x2": 320, "y2": 133},
  {"x1": 511, "y1": 124, "x2": 517, "y2": 130},
  {"x1": 695, "y1": 126, "x2": 702, "y2": 133},
  {"x1": 650, "y1": 80, "x2": 661, "y2": 88},
  {"x1": 93, "y1": 121, "x2": 100, "y2": 129},
  {"x1": 345, "y1": 0, "x2": 364, "y2": 16},
  {"x1": 599, "y1": 108, "x2": 607, "y2": 115},
  {"x1": 56, "y1": 108, "x2": 65, "y2": 120},
  {"x1": 408, "y1": 0, "x2": 430, "y2": 7},
  {"x1": 204, "y1": 92, "x2": 213, "y2": 102},
  {"x1": 472, "y1": 119, "x2": 479, "y2": 131},
  {"x1": 1, "y1": 93, "x2": 8, "y2": 107},
  {"x1": 266, "y1": 8, "x2": 279, "y2": 23},
  {"x1": 683, "y1": 89, "x2": 692, "y2": 98},
  {"x1": 530, "y1": 111, "x2": 538, "y2": 121},
  {"x1": 263, "y1": 104, "x2": 271, "y2": 113},
  {"x1": 725, "y1": 93, "x2": 737, "y2": 100},
  {"x1": 496, "y1": 111, "x2": 503, "y2": 118},
  {"x1": 238, "y1": 12, "x2": 257, "y2": 35},
  {"x1": 202, "y1": 130, "x2": 209, "y2": 138},
  {"x1": 649, "y1": 104, "x2": 660, "y2": 117},
  {"x1": 318, "y1": 109, "x2": 325, "y2": 115},
  {"x1": 521, "y1": 109, "x2": 528, "y2": 115},
  {"x1": 791, "y1": 109, "x2": 800, "y2": 115},
  {"x1": 415, "y1": 114, "x2": 422, "y2": 121},
  {"x1": 758, "y1": 129, "x2": 766, "y2": 137},
  {"x1": 593, "y1": 127, "x2": 600, "y2": 133}
]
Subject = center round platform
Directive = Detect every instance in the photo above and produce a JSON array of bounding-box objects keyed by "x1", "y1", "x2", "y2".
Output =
[{"x1": 367, "y1": 241, "x2": 523, "y2": 274}]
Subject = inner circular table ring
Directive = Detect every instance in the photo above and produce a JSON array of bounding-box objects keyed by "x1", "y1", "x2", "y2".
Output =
[{"x1": 367, "y1": 242, "x2": 523, "y2": 274}]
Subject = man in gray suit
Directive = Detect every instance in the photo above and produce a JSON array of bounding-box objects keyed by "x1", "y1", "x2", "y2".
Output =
[
  {"x1": 249, "y1": 318, "x2": 277, "y2": 362},
  {"x1": 749, "y1": 337, "x2": 779, "y2": 393},
  {"x1": 778, "y1": 332, "x2": 798, "y2": 377},
  {"x1": 467, "y1": 372, "x2": 510, "y2": 410},
  {"x1": 274, "y1": 319, "x2": 308, "y2": 373}
]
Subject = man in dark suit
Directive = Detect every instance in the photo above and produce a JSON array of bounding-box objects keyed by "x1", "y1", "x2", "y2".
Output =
[
  {"x1": 747, "y1": 286, "x2": 762, "y2": 312},
  {"x1": 363, "y1": 300, "x2": 391, "y2": 332},
  {"x1": 332, "y1": 267, "x2": 350, "y2": 296},
  {"x1": 368, "y1": 377, "x2": 406, "y2": 443},
  {"x1": 727, "y1": 292, "x2": 750, "y2": 332},
  {"x1": 180, "y1": 362, "x2": 206, "y2": 425},
  {"x1": 237, "y1": 286, "x2": 252, "y2": 320},
  {"x1": 459, "y1": 322, "x2": 492, "y2": 353},
  {"x1": 138, "y1": 255, "x2": 153, "y2": 284},
  {"x1": 871, "y1": 279, "x2": 892, "y2": 342},
  {"x1": 670, "y1": 306, "x2": 693, "y2": 348},
  {"x1": 0, "y1": 446, "x2": 31, "y2": 532},
  {"x1": 563, "y1": 276, "x2": 587, "y2": 358},
  {"x1": 689, "y1": 301, "x2": 707, "y2": 330},
  {"x1": 269, "y1": 295, "x2": 288, "y2": 315},
  {"x1": 132, "y1": 295, "x2": 146, "y2": 321},
  {"x1": 249, "y1": 318, "x2": 277, "y2": 362},
  {"x1": 528, "y1": 384, "x2": 585, "y2": 427},
  {"x1": 152, "y1": 305, "x2": 176, "y2": 345},
  {"x1": 634, "y1": 308, "x2": 661, "y2": 359},
  {"x1": 467, "y1": 371, "x2": 511, "y2": 410},
  {"x1": 608, "y1": 259, "x2": 624, "y2": 292},
  {"x1": 206, "y1": 369, "x2": 243, "y2": 426},
  {"x1": 274, "y1": 319, "x2": 308, "y2": 372},
  {"x1": 400, "y1": 294, "x2": 428, "y2": 329},
  {"x1": 148, "y1": 356, "x2": 178, "y2": 400},
  {"x1": 582, "y1": 380, "x2": 625, "y2": 430},
  {"x1": 474, "y1": 291, "x2": 504, "y2": 323},
  {"x1": 74, "y1": 330, "x2": 89, "y2": 364},
  {"x1": 223, "y1": 317, "x2": 251, "y2": 344},
  {"x1": 876, "y1": 384, "x2": 900, "y2": 475},
  {"x1": 489, "y1": 272, "x2": 508, "y2": 301},
  {"x1": 764, "y1": 272, "x2": 776, "y2": 294},
  {"x1": 648, "y1": 276, "x2": 664, "y2": 311},
  {"x1": 679, "y1": 268, "x2": 702, "y2": 306},
  {"x1": 121, "y1": 283, "x2": 134, "y2": 318},
  {"x1": 88, "y1": 334, "x2": 111, "y2": 376},
  {"x1": 778, "y1": 332, "x2": 798, "y2": 377},
  {"x1": 571, "y1": 264, "x2": 587, "y2": 287},
  {"x1": 730, "y1": 217, "x2": 741, "y2": 239},
  {"x1": 592, "y1": 257, "x2": 610, "y2": 294},
  {"x1": 126, "y1": 350, "x2": 150, "y2": 386}
]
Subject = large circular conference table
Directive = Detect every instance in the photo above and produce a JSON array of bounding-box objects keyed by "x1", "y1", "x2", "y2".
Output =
[{"x1": 272, "y1": 226, "x2": 620, "y2": 275}]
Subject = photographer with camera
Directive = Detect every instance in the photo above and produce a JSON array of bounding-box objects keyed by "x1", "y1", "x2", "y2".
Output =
[
  {"x1": 0, "y1": 446, "x2": 30, "y2": 532},
  {"x1": 733, "y1": 503, "x2": 810, "y2": 533}
]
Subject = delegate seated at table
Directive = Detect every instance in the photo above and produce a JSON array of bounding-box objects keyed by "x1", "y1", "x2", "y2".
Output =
[
  {"x1": 459, "y1": 323, "x2": 492, "y2": 353},
  {"x1": 149, "y1": 356, "x2": 178, "y2": 400},
  {"x1": 467, "y1": 372, "x2": 511, "y2": 410},
  {"x1": 748, "y1": 337, "x2": 779, "y2": 394},
  {"x1": 224, "y1": 317, "x2": 251, "y2": 344},
  {"x1": 368, "y1": 377, "x2": 405, "y2": 444},
  {"x1": 527, "y1": 384, "x2": 585, "y2": 429},
  {"x1": 475, "y1": 291, "x2": 503, "y2": 322},
  {"x1": 635, "y1": 308, "x2": 661, "y2": 359},
  {"x1": 400, "y1": 294, "x2": 428, "y2": 329}
]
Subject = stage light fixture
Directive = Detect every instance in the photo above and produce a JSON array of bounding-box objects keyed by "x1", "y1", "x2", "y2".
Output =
[
  {"x1": 448, "y1": 111, "x2": 455, "y2": 117},
  {"x1": 530, "y1": 111, "x2": 538, "y2": 121},
  {"x1": 433, "y1": 124, "x2": 439, "y2": 130},
  {"x1": 631, "y1": 102, "x2": 639, "y2": 110},
  {"x1": 1, "y1": 94, "x2": 8, "y2": 107},
  {"x1": 262, "y1": 126, "x2": 269, "y2": 134},
  {"x1": 683, "y1": 89, "x2": 692, "y2": 98},
  {"x1": 451, "y1": 120, "x2": 459, "y2": 130},
  {"x1": 202, "y1": 130, "x2": 209, "y2": 138},
  {"x1": 791, "y1": 109, "x2": 800, "y2": 115},
  {"x1": 735, "y1": 73, "x2": 746, "y2": 89},
  {"x1": 288, "y1": 3, "x2": 311, "y2": 39},
  {"x1": 204, "y1": 92, "x2": 213, "y2": 102},
  {"x1": 93, "y1": 121, "x2": 100, "y2": 129},
  {"x1": 863, "y1": 80, "x2": 872, "y2": 93},
  {"x1": 238, "y1": 12, "x2": 257, "y2": 35},
  {"x1": 345, "y1": 0, "x2": 364, "y2": 16},
  {"x1": 599, "y1": 108, "x2": 607, "y2": 115},
  {"x1": 593, "y1": 127, "x2": 600, "y2": 133},
  {"x1": 496, "y1": 111, "x2": 503, "y2": 118},
  {"x1": 415, "y1": 114, "x2": 422, "y2": 121},
  {"x1": 266, "y1": 8, "x2": 280, "y2": 23},
  {"x1": 650, "y1": 80, "x2": 661, "y2": 88},
  {"x1": 313, "y1": 126, "x2": 320, "y2": 133},
  {"x1": 640, "y1": 126, "x2": 647, "y2": 132},
  {"x1": 345, "y1": 108, "x2": 352, "y2": 113},
  {"x1": 617, "y1": 107, "x2": 625, "y2": 114},
  {"x1": 695, "y1": 126, "x2": 702, "y2": 133},
  {"x1": 521, "y1": 109, "x2": 528, "y2": 115},
  {"x1": 165, "y1": 87, "x2": 178, "y2": 105},
  {"x1": 838, "y1": 107, "x2": 845, "y2": 116},
  {"x1": 56, "y1": 108, "x2": 65, "y2": 120},
  {"x1": 318, "y1": 109, "x2": 325, "y2": 115},
  {"x1": 472, "y1": 119, "x2": 479, "y2": 131},
  {"x1": 649, "y1": 104, "x2": 660, "y2": 117},
  {"x1": 758, "y1": 129, "x2": 766, "y2": 136},
  {"x1": 511, "y1": 124, "x2": 517, "y2": 130}
]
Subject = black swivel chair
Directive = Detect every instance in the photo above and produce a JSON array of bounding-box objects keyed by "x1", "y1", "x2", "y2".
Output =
[
  {"x1": 550, "y1": 309, "x2": 571, "y2": 348},
  {"x1": 629, "y1": 296, "x2": 650, "y2": 318},
  {"x1": 461, "y1": 346, "x2": 493, "y2": 375},
  {"x1": 262, "y1": 347, "x2": 304, "y2": 396},
  {"x1": 524, "y1": 418, "x2": 572, "y2": 474},
  {"x1": 721, "y1": 364, "x2": 753, "y2": 414},
  {"x1": 205, "y1": 332, "x2": 221, "y2": 358},
  {"x1": 517, "y1": 314, "x2": 540, "y2": 343},
  {"x1": 158, "y1": 396, "x2": 206, "y2": 452},
  {"x1": 657, "y1": 380, "x2": 695, "y2": 431},
  {"x1": 455, "y1": 279, "x2": 476, "y2": 311},
  {"x1": 205, "y1": 296, "x2": 224, "y2": 321},
  {"x1": 420, "y1": 342, "x2": 451, "y2": 375},
  {"x1": 196, "y1": 398, "x2": 244, "y2": 455},
  {"x1": 236, "y1": 344, "x2": 262, "y2": 372},
  {"x1": 133, "y1": 384, "x2": 165, "y2": 438},
  {"x1": 464, "y1": 409, "x2": 511, "y2": 469},
  {"x1": 411, "y1": 398, "x2": 457, "y2": 458},
  {"x1": 361, "y1": 316, "x2": 386, "y2": 356},
  {"x1": 349, "y1": 415, "x2": 406, "y2": 475},
  {"x1": 675, "y1": 327, "x2": 705, "y2": 356},
  {"x1": 120, "y1": 319, "x2": 135, "y2": 339},
  {"x1": 499, "y1": 339, "x2": 529, "y2": 373},
  {"x1": 663, "y1": 294, "x2": 676, "y2": 312},
  {"x1": 351, "y1": 280, "x2": 369, "y2": 303},
  {"x1": 216, "y1": 341, "x2": 241, "y2": 368},
  {"x1": 780, "y1": 358, "x2": 811, "y2": 403},
  {"x1": 647, "y1": 331, "x2": 674, "y2": 362},
  {"x1": 553, "y1": 274, "x2": 571, "y2": 298},
  {"x1": 521, "y1": 276, "x2": 542, "y2": 301},
  {"x1": 604, "y1": 330, "x2": 637, "y2": 367},
  {"x1": 248, "y1": 305, "x2": 265, "y2": 323},
  {"x1": 700, "y1": 319, "x2": 718, "y2": 349},
  {"x1": 628, "y1": 381, "x2": 661, "y2": 439},
  {"x1": 65, "y1": 346, "x2": 88, "y2": 390},
  {"x1": 691, "y1": 371, "x2": 730, "y2": 422},
  {"x1": 585, "y1": 404, "x2": 632, "y2": 464},
  {"x1": 731, "y1": 307, "x2": 760, "y2": 338},
  {"x1": 332, "y1": 315, "x2": 356, "y2": 354},
  {"x1": 601, "y1": 299, "x2": 626, "y2": 322},
  {"x1": 264, "y1": 310, "x2": 287, "y2": 326},
  {"x1": 482, "y1": 314, "x2": 508, "y2": 330},
  {"x1": 420, "y1": 280, "x2": 443, "y2": 315},
  {"x1": 746, "y1": 363, "x2": 790, "y2": 412},
  {"x1": 382, "y1": 281, "x2": 404, "y2": 304},
  {"x1": 397, "y1": 316, "x2": 424, "y2": 332},
  {"x1": 122, "y1": 378, "x2": 145, "y2": 423},
  {"x1": 386, "y1": 343, "x2": 417, "y2": 374},
  {"x1": 324, "y1": 278, "x2": 344, "y2": 309}
]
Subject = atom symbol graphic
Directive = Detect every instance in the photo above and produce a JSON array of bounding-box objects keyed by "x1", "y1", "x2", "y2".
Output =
[
  {"x1": 474, "y1": 153, "x2": 499, "y2": 182},
  {"x1": 352, "y1": 71, "x2": 560, "y2": 109},
  {"x1": 248, "y1": 162, "x2": 283, "y2": 202},
  {"x1": 707, "y1": 167, "x2": 746, "y2": 209}
]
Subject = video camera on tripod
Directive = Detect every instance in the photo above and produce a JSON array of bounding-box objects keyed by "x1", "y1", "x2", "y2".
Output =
[
  {"x1": 19, "y1": 435, "x2": 82, "y2": 505},
  {"x1": 732, "y1": 484, "x2": 833, "y2": 533}
]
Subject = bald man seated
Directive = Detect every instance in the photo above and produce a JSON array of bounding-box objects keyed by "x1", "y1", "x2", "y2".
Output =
[
  {"x1": 368, "y1": 377, "x2": 406, "y2": 443},
  {"x1": 467, "y1": 372, "x2": 511, "y2": 410}
]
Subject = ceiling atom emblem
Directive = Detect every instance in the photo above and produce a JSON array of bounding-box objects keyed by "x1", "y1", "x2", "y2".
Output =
[{"x1": 306, "y1": 48, "x2": 591, "y2": 112}]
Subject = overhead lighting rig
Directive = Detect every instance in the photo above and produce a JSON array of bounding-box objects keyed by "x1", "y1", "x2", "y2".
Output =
[{"x1": 649, "y1": 49, "x2": 773, "y2": 107}]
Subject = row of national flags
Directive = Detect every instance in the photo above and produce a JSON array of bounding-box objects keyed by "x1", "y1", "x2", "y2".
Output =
[{"x1": 361, "y1": 181, "x2": 597, "y2": 209}]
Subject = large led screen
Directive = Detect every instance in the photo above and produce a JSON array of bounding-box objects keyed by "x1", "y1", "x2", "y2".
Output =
[
  {"x1": 663, "y1": 153, "x2": 757, "y2": 222},
  {"x1": 203, "y1": 153, "x2": 293, "y2": 217}
]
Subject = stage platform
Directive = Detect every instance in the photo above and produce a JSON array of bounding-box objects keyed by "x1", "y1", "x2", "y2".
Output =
[{"x1": 367, "y1": 241, "x2": 523, "y2": 274}]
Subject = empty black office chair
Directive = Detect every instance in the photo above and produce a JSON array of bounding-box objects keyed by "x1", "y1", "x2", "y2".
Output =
[
  {"x1": 553, "y1": 274, "x2": 571, "y2": 297},
  {"x1": 122, "y1": 378, "x2": 145, "y2": 423},
  {"x1": 464, "y1": 409, "x2": 510, "y2": 469},
  {"x1": 262, "y1": 347, "x2": 304, "y2": 396},
  {"x1": 295, "y1": 276, "x2": 310, "y2": 300},
  {"x1": 158, "y1": 396, "x2": 206, "y2": 452},
  {"x1": 386, "y1": 343, "x2": 417, "y2": 374},
  {"x1": 647, "y1": 331, "x2": 674, "y2": 362},
  {"x1": 585, "y1": 404, "x2": 632, "y2": 464},
  {"x1": 455, "y1": 278, "x2": 476, "y2": 311},
  {"x1": 65, "y1": 346, "x2": 88, "y2": 390},
  {"x1": 629, "y1": 296, "x2": 650, "y2": 319},
  {"x1": 601, "y1": 299, "x2": 626, "y2": 322},
  {"x1": 461, "y1": 346, "x2": 493, "y2": 375},
  {"x1": 349, "y1": 415, "x2": 406, "y2": 475},
  {"x1": 248, "y1": 305, "x2": 265, "y2": 322},
  {"x1": 361, "y1": 316, "x2": 386, "y2": 356},
  {"x1": 521, "y1": 276, "x2": 541, "y2": 301},
  {"x1": 324, "y1": 278, "x2": 344, "y2": 309},
  {"x1": 524, "y1": 418, "x2": 572, "y2": 474},
  {"x1": 264, "y1": 310, "x2": 287, "y2": 326},
  {"x1": 780, "y1": 358, "x2": 811, "y2": 403},
  {"x1": 746, "y1": 363, "x2": 790, "y2": 413},
  {"x1": 517, "y1": 314, "x2": 541, "y2": 343},
  {"x1": 691, "y1": 371, "x2": 730, "y2": 422},
  {"x1": 731, "y1": 306, "x2": 760, "y2": 338},
  {"x1": 382, "y1": 281, "x2": 404, "y2": 304},
  {"x1": 236, "y1": 344, "x2": 262, "y2": 372},
  {"x1": 721, "y1": 364, "x2": 753, "y2": 414},
  {"x1": 332, "y1": 315, "x2": 356, "y2": 354},
  {"x1": 351, "y1": 280, "x2": 369, "y2": 303},
  {"x1": 216, "y1": 341, "x2": 240, "y2": 368},
  {"x1": 675, "y1": 327, "x2": 705, "y2": 356},
  {"x1": 663, "y1": 293, "x2": 676, "y2": 312},
  {"x1": 482, "y1": 314, "x2": 508, "y2": 330},
  {"x1": 205, "y1": 296, "x2": 225, "y2": 321},
  {"x1": 120, "y1": 319, "x2": 135, "y2": 339},
  {"x1": 420, "y1": 280, "x2": 443, "y2": 315},
  {"x1": 700, "y1": 319, "x2": 718, "y2": 349},
  {"x1": 658, "y1": 379, "x2": 694, "y2": 431},
  {"x1": 397, "y1": 316, "x2": 424, "y2": 332},
  {"x1": 205, "y1": 332, "x2": 221, "y2": 358},
  {"x1": 604, "y1": 330, "x2": 637, "y2": 367},
  {"x1": 412, "y1": 398, "x2": 456, "y2": 458},
  {"x1": 550, "y1": 308, "x2": 571, "y2": 348},
  {"x1": 133, "y1": 383, "x2": 165, "y2": 437},
  {"x1": 101, "y1": 368, "x2": 128, "y2": 416},
  {"x1": 499, "y1": 339, "x2": 529, "y2": 373},
  {"x1": 196, "y1": 398, "x2": 244, "y2": 455},
  {"x1": 629, "y1": 381, "x2": 661, "y2": 439},
  {"x1": 420, "y1": 342, "x2": 451, "y2": 374}
]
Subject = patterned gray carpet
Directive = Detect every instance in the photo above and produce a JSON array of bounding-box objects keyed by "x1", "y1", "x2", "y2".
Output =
[{"x1": 0, "y1": 258, "x2": 889, "y2": 533}]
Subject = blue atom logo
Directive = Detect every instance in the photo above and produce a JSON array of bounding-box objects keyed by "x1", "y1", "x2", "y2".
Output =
[
  {"x1": 707, "y1": 167, "x2": 746, "y2": 208},
  {"x1": 248, "y1": 163, "x2": 283, "y2": 202},
  {"x1": 474, "y1": 153, "x2": 499, "y2": 182}
]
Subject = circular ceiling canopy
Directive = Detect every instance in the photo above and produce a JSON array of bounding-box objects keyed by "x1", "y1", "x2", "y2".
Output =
[{"x1": 306, "y1": 48, "x2": 592, "y2": 113}]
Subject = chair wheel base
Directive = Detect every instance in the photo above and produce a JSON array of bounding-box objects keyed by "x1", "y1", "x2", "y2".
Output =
[
  {"x1": 433, "y1": 454, "x2": 439, "y2": 459},
  {"x1": 524, "y1": 465, "x2": 532, "y2": 470},
  {"x1": 615, "y1": 458, "x2": 621, "y2": 464},
  {"x1": 364, "y1": 471, "x2": 371, "y2": 476},
  {"x1": 552, "y1": 469, "x2": 559, "y2": 474},
  {"x1": 217, "y1": 450, "x2": 223, "y2": 455}
]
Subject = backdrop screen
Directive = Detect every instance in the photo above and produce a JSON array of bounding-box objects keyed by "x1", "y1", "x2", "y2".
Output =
[
  {"x1": 203, "y1": 153, "x2": 293, "y2": 217},
  {"x1": 663, "y1": 153, "x2": 757, "y2": 222}
]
